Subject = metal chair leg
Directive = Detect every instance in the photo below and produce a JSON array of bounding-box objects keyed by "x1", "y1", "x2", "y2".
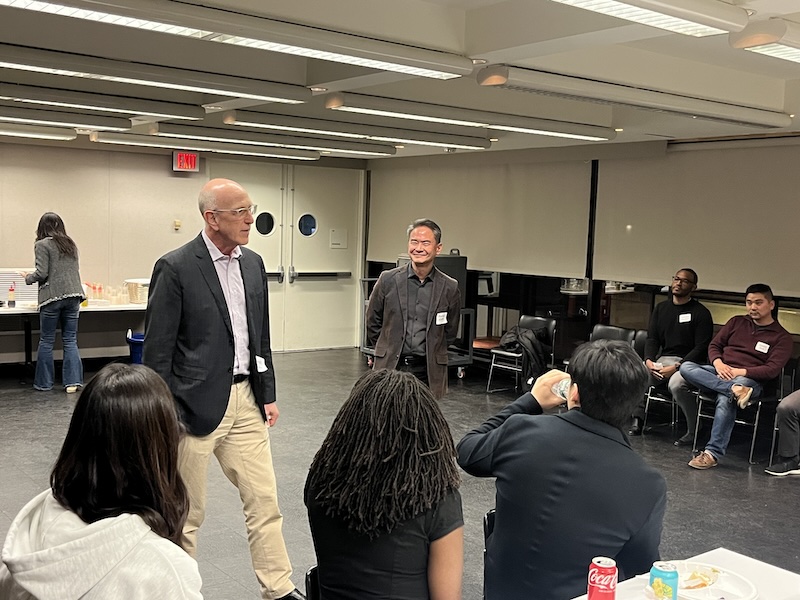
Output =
[
  {"x1": 748, "y1": 402, "x2": 762, "y2": 465},
  {"x1": 692, "y1": 393, "x2": 702, "y2": 453},
  {"x1": 769, "y1": 411, "x2": 780, "y2": 467},
  {"x1": 486, "y1": 355, "x2": 496, "y2": 393}
]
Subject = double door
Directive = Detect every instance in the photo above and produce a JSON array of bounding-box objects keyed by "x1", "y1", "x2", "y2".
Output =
[{"x1": 208, "y1": 160, "x2": 365, "y2": 351}]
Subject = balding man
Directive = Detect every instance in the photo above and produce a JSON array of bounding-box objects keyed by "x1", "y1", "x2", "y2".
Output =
[{"x1": 144, "y1": 179, "x2": 304, "y2": 600}]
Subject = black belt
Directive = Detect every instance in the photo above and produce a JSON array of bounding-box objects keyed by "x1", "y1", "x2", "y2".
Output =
[
  {"x1": 233, "y1": 373, "x2": 249, "y2": 384},
  {"x1": 400, "y1": 355, "x2": 425, "y2": 366}
]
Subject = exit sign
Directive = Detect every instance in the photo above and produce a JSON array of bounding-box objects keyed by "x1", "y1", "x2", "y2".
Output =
[{"x1": 172, "y1": 151, "x2": 200, "y2": 172}]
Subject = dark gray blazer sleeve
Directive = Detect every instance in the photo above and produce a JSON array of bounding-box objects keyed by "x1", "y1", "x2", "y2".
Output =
[{"x1": 143, "y1": 257, "x2": 181, "y2": 389}]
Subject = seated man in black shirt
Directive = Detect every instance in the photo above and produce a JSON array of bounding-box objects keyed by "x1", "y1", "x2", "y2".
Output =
[
  {"x1": 458, "y1": 340, "x2": 666, "y2": 600},
  {"x1": 629, "y1": 268, "x2": 713, "y2": 443}
]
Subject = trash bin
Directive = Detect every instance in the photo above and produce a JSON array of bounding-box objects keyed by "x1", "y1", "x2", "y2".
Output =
[{"x1": 126, "y1": 329, "x2": 145, "y2": 364}]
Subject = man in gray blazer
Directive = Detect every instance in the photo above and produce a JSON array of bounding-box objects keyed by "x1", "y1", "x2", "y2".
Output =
[
  {"x1": 365, "y1": 219, "x2": 461, "y2": 399},
  {"x1": 143, "y1": 179, "x2": 304, "y2": 600}
]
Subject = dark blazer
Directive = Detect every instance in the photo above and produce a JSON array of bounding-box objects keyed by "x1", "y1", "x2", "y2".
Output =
[
  {"x1": 457, "y1": 393, "x2": 666, "y2": 600},
  {"x1": 365, "y1": 264, "x2": 461, "y2": 399},
  {"x1": 143, "y1": 234, "x2": 275, "y2": 436}
]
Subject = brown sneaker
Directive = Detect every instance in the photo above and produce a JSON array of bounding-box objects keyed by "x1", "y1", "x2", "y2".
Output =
[
  {"x1": 688, "y1": 450, "x2": 718, "y2": 470},
  {"x1": 732, "y1": 384, "x2": 753, "y2": 409}
]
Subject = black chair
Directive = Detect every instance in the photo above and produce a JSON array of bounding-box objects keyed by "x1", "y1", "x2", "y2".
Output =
[
  {"x1": 643, "y1": 380, "x2": 679, "y2": 431},
  {"x1": 693, "y1": 360, "x2": 794, "y2": 464},
  {"x1": 632, "y1": 329, "x2": 648, "y2": 360},
  {"x1": 769, "y1": 358, "x2": 799, "y2": 466},
  {"x1": 482, "y1": 508, "x2": 496, "y2": 600},
  {"x1": 486, "y1": 315, "x2": 556, "y2": 393},
  {"x1": 305, "y1": 565, "x2": 320, "y2": 600},
  {"x1": 589, "y1": 324, "x2": 635, "y2": 344}
]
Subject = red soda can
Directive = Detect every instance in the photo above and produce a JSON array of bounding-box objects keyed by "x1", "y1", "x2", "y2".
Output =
[{"x1": 587, "y1": 556, "x2": 618, "y2": 599}]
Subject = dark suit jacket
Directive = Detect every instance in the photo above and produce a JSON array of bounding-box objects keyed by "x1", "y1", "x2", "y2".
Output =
[
  {"x1": 457, "y1": 394, "x2": 666, "y2": 600},
  {"x1": 365, "y1": 264, "x2": 461, "y2": 399},
  {"x1": 143, "y1": 234, "x2": 275, "y2": 436}
]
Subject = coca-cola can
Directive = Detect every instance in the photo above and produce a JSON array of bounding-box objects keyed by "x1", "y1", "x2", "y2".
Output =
[{"x1": 587, "y1": 556, "x2": 618, "y2": 600}]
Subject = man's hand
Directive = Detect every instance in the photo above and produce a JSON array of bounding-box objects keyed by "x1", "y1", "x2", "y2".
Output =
[
  {"x1": 646, "y1": 359, "x2": 665, "y2": 380},
  {"x1": 659, "y1": 364, "x2": 678, "y2": 378},
  {"x1": 714, "y1": 359, "x2": 735, "y2": 380},
  {"x1": 532, "y1": 369, "x2": 571, "y2": 410},
  {"x1": 265, "y1": 402, "x2": 280, "y2": 427}
]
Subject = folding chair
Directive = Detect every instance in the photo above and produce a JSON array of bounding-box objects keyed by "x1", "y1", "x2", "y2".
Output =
[
  {"x1": 693, "y1": 361, "x2": 792, "y2": 464},
  {"x1": 486, "y1": 315, "x2": 556, "y2": 393}
]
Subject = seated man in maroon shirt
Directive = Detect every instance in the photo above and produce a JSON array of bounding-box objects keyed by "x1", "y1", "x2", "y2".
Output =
[{"x1": 680, "y1": 283, "x2": 792, "y2": 470}]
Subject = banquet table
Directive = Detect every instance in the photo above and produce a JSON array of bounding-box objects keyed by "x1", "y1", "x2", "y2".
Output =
[{"x1": 571, "y1": 547, "x2": 800, "y2": 600}]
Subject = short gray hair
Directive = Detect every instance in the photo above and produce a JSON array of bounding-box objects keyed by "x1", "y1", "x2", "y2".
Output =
[
  {"x1": 198, "y1": 188, "x2": 217, "y2": 214},
  {"x1": 406, "y1": 219, "x2": 442, "y2": 244}
]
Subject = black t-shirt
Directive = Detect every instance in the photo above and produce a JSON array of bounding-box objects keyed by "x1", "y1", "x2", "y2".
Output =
[{"x1": 306, "y1": 486, "x2": 463, "y2": 600}]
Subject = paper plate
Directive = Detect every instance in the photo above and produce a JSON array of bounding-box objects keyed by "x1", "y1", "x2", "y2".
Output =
[
  {"x1": 610, "y1": 562, "x2": 758, "y2": 600},
  {"x1": 673, "y1": 561, "x2": 757, "y2": 600}
]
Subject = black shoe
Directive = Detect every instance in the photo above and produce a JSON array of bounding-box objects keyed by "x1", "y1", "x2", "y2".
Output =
[
  {"x1": 765, "y1": 457, "x2": 800, "y2": 477},
  {"x1": 674, "y1": 432, "x2": 694, "y2": 447},
  {"x1": 628, "y1": 418, "x2": 643, "y2": 436},
  {"x1": 277, "y1": 589, "x2": 306, "y2": 600}
]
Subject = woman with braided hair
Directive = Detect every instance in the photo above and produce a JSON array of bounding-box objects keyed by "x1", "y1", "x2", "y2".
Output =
[{"x1": 305, "y1": 369, "x2": 463, "y2": 600}]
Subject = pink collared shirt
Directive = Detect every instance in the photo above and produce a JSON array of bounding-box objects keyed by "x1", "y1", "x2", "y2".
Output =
[{"x1": 202, "y1": 230, "x2": 250, "y2": 376}]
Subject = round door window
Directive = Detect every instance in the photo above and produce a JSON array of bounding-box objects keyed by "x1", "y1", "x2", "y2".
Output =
[
  {"x1": 255, "y1": 212, "x2": 275, "y2": 236},
  {"x1": 298, "y1": 213, "x2": 317, "y2": 237}
]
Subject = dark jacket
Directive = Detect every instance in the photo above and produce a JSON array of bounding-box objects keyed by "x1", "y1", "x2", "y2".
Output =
[
  {"x1": 365, "y1": 264, "x2": 461, "y2": 399},
  {"x1": 457, "y1": 393, "x2": 666, "y2": 600},
  {"x1": 499, "y1": 325, "x2": 549, "y2": 388},
  {"x1": 143, "y1": 234, "x2": 276, "y2": 436}
]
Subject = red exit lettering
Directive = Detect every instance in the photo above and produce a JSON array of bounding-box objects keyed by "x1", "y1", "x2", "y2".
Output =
[{"x1": 173, "y1": 151, "x2": 199, "y2": 172}]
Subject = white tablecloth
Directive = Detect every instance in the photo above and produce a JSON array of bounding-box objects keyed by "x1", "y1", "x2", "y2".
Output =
[{"x1": 571, "y1": 547, "x2": 800, "y2": 600}]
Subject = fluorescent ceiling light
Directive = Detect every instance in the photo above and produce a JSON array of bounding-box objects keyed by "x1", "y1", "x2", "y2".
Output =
[
  {"x1": 730, "y1": 19, "x2": 800, "y2": 64},
  {"x1": 147, "y1": 123, "x2": 396, "y2": 157},
  {"x1": 476, "y1": 65, "x2": 792, "y2": 129},
  {"x1": 88, "y1": 132, "x2": 319, "y2": 160},
  {"x1": 550, "y1": 0, "x2": 748, "y2": 37},
  {"x1": 223, "y1": 111, "x2": 491, "y2": 150},
  {"x1": 0, "y1": 105, "x2": 130, "y2": 130},
  {"x1": 0, "y1": 122, "x2": 77, "y2": 140},
  {"x1": 0, "y1": 44, "x2": 310, "y2": 104},
  {"x1": 0, "y1": 0, "x2": 473, "y2": 80},
  {"x1": 324, "y1": 93, "x2": 616, "y2": 142},
  {"x1": 0, "y1": 83, "x2": 203, "y2": 121}
]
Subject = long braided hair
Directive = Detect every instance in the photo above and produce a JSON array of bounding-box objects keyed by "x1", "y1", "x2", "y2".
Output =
[{"x1": 306, "y1": 368, "x2": 460, "y2": 539}]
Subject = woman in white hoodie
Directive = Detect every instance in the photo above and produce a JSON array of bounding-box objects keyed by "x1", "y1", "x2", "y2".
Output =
[{"x1": 0, "y1": 363, "x2": 203, "y2": 599}]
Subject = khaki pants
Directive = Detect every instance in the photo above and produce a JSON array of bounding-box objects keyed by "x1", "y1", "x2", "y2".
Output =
[{"x1": 178, "y1": 380, "x2": 294, "y2": 599}]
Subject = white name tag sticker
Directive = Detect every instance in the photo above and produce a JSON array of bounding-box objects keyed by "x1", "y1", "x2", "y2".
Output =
[
  {"x1": 679, "y1": 313, "x2": 692, "y2": 323},
  {"x1": 255, "y1": 355, "x2": 269, "y2": 372},
  {"x1": 436, "y1": 311, "x2": 448, "y2": 325},
  {"x1": 755, "y1": 341, "x2": 770, "y2": 354}
]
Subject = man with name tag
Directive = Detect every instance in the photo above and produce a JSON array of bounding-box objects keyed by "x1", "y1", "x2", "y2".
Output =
[
  {"x1": 628, "y1": 268, "x2": 713, "y2": 444},
  {"x1": 365, "y1": 218, "x2": 461, "y2": 399},
  {"x1": 680, "y1": 283, "x2": 792, "y2": 470},
  {"x1": 144, "y1": 179, "x2": 304, "y2": 600}
]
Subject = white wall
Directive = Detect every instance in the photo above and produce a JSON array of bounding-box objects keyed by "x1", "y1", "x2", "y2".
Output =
[{"x1": 0, "y1": 143, "x2": 205, "y2": 285}]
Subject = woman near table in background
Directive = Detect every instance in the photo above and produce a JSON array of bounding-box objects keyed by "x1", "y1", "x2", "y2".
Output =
[
  {"x1": 20, "y1": 212, "x2": 85, "y2": 393},
  {"x1": 305, "y1": 369, "x2": 464, "y2": 600}
]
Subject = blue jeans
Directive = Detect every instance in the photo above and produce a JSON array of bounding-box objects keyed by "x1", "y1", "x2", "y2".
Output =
[
  {"x1": 34, "y1": 297, "x2": 83, "y2": 391},
  {"x1": 679, "y1": 362, "x2": 762, "y2": 459}
]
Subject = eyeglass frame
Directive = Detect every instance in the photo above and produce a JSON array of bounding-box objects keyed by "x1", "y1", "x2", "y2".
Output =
[
  {"x1": 209, "y1": 204, "x2": 257, "y2": 219},
  {"x1": 672, "y1": 275, "x2": 696, "y2": 286}
]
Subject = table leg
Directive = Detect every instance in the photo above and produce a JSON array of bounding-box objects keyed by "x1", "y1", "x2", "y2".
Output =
[{"x1": 20, "y1": 315, "x2": 33, "y2": 384}]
